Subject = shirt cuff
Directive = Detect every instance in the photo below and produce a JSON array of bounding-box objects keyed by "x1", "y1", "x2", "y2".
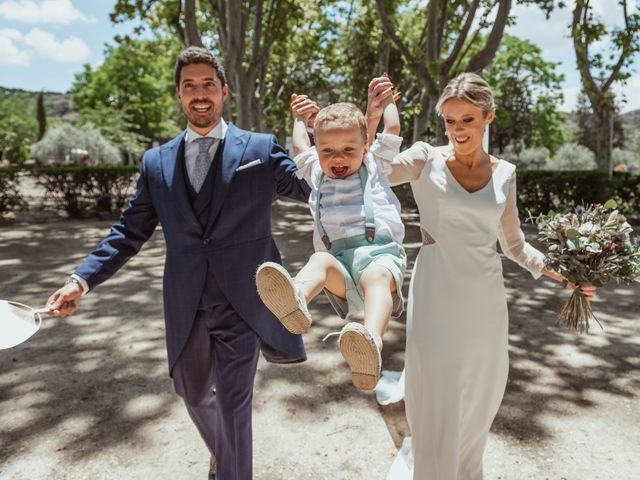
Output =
[
  {"x1": 293, "y1": 147, "x2": 318, "y2": 180},
  {"x1": 70, "y1": 274, "x2": 89, "y2": 296},
  {"x1": 371, "y1": 133, "x2": 403, "y2": 175}
]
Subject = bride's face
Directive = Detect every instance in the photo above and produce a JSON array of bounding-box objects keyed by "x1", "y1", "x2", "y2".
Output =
[{"x1": 441, "y1": 98, "x2": 494, "y2": 156}]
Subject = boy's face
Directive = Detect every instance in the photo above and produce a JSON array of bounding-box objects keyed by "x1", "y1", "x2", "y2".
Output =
[{"x1": 315, "y1": 124, "x2": 367, "y2": 179}]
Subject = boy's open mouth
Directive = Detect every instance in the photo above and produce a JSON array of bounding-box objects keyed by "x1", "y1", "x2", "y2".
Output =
[{"x1": 331, "y1": 166, "x2": 349, "y2": 177}]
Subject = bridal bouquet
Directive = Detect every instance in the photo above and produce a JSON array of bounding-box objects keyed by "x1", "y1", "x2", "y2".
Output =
[{"x1": 535, "y1": 200, "x2": 640, "y2": 333}]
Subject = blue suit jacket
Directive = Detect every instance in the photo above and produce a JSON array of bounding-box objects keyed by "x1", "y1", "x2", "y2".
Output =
[{"x1": 74, "y1": 124, "x2": 311, "y2": 370}]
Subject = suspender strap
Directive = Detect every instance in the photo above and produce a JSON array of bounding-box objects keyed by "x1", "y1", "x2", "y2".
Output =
[
  {"x1": 315, "y1": 164, "x2": 376, "y2": 250},
  {"x1": 358, "y1": 166, "x2": 376, "y2": 243}
]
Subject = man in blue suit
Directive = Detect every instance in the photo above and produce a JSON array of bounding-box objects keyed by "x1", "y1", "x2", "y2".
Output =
[{"x1": 46, "y1": 46, "x2": 312, "y2": 479}]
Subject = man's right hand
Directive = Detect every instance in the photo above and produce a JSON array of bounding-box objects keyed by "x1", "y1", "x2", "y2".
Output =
[{"x1": 46, "y1": 282, "x2": 83, "y2": 317}]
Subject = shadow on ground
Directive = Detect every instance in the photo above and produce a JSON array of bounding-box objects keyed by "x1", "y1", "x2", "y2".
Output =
[{"x1": 1, "y1": 199, "x2": 638, "y2": 479}]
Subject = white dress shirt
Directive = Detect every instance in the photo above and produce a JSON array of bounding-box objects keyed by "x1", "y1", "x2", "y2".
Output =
[
  {"x1": 294, "y1": 133, "x2": 405, "y2": 252},
  {"x1": 184, "y1": 118, "x2": 228, "y2": 184}
]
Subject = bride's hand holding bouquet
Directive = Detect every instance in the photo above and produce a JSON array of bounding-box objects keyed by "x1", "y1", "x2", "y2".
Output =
[{"x1": 535, "y1": 200, "x2": 640, "y2": 333}]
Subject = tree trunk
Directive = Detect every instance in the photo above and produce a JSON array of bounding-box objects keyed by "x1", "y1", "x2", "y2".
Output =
[
  {"x1": 594, "y1": 102, "x2": 614, "y2": 174},
  {"x1": 412, "y1": 90, "x2": 434, "y2": 143},
  {"x1": 36, "y1": 91, "x2": 47, "y2": 141},
  {"x1": 183, "y1": 0, "x2": 204, "y2": 47}
]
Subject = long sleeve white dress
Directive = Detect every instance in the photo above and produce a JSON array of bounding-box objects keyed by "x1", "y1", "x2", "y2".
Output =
[{"x1": 388, "y1": 143, "x2": 546, "y2": 479}]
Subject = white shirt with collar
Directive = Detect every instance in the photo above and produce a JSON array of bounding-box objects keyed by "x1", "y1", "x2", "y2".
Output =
[
  {"x1": 184, "y1": 118, "x2": 228, "y2": 184},
  {"x1": 71, "y1": 119, "x2": 229, "y2": 295},
  {"x1": 294, "y1": 133, "x2": 405, "y2": 252}
]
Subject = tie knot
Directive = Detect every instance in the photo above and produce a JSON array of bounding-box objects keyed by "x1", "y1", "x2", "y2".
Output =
[{"x1": 194, "y1": 137, "x2": 217, "y2": 153}]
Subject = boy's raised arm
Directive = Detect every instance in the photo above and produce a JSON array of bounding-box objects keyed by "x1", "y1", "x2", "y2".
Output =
[
  {"x1": 291, "y1": 93, "x2": 319, "y2": 156},
  {"x1": 366, "y1": 75, "x2": 400, "y2": 144}
]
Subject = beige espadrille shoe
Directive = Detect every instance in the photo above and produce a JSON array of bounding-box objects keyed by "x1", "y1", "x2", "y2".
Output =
[
  {"x1": 339, "y1": 322, "x2": 382, "y2": 391},
  {"x1": 256, "y1": 262, "x2": 312, "y2": 335}
]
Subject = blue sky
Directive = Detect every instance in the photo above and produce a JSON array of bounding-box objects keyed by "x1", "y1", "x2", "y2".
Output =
[{"x1": 0, "y1": 0, "x2": 638, "y2": 113}]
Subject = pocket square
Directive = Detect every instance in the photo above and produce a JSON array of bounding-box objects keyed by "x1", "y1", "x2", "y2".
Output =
[{"x1": 236, "y1": 159, "x2": 262, "y2": 171}]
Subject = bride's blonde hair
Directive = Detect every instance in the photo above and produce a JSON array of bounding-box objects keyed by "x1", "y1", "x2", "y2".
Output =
[{"x1": 435, "y1": 73, "x2": 495, "y2": 117}]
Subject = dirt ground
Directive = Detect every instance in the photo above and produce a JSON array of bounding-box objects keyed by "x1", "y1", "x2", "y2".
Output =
[{"x1": 0, "y1": 199, "x2": 639, "y2": 480}]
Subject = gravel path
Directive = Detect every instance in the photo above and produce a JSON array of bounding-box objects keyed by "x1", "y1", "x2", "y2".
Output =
[{"x1": 0, "y1": 199, "x2": 638, "y2": 479}]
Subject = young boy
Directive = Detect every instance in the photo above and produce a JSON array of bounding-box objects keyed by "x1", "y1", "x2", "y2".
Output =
[{"x1": 256, "y1": 76, "x2": 406, "y2": 391}]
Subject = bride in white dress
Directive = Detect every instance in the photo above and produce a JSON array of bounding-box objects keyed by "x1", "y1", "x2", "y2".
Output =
[{"x1": 385, "y1": 73, "x2": 596, "y2": 479}]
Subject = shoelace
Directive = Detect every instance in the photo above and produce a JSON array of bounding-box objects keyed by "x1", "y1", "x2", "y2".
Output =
[{"x1": 322, "y1": 331, "x2": 341, "y2": 342}]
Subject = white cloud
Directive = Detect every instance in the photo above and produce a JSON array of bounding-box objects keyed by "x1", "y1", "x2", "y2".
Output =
[
  {"x1": 0, "y1": 0, "x2": 95, "y2": 25},
  {"x1": 0, "y1": 27, "x2": 22, "y2": 40},
  {"x1": 23, "y1": 27, "x2": 90, "y2": 62},
  {"x1": 0, "y1": 28, "x2": 28, "y2": 65}
]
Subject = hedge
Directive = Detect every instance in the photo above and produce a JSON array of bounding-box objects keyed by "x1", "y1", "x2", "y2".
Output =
[
  {"x1": 34, "y1": 165, "x2": 139, "y2": 218},
  {"x1": 0, "y1": 168, "x2": 26, "y2": 215},
  {"x1": 393, "y1": 170, "x2": 640, "y2": 222},
  {"x1": 2, "y1": 166, "x2": 639, "y2": 222}
]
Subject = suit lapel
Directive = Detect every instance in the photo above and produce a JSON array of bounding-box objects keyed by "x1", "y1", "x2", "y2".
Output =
[
  {"x1": 160, "y1": 131, "x2": 201, "y2": 233},
  {"x1": 205, "y1": 123, "x2": 249, "y2": 236}
]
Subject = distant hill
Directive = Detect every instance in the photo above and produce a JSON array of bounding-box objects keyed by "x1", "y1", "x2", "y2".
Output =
[
  {"x1": 0, "y1": 86, "x2": 75, "y2": 120},
  {"x1": 621, "y1": 108, "x2": 640, "y2": 127}
]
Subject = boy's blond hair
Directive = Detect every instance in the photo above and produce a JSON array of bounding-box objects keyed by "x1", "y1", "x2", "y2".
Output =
[{"x1": 314, "y1": 103, "x2": 368, "y2": 143}]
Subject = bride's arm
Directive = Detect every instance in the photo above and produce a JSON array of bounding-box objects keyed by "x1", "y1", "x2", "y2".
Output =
[
  {"x1": 386, "y1": 142, "x2": 431, "y2": 186},
  {"x1": 497, "y1": 172, "x2": 598, "y2": 299},
  {"x1": 497, "y1": 172, "x2": 547, "y2": 278}
]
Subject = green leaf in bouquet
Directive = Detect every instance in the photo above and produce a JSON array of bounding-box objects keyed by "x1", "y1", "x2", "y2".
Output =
[
  {"x1": 567, "y1": 228, "x2": 580, "y2": 241},
  {"x1": 567, "y1": 239, "x2": 577, "y2": 251},
  {"x1": 603, "y1": 199, "x2": 617, "y2": 210},
  {"x1": 590, "y1": 278, "x2": 604, "y2": 287}
]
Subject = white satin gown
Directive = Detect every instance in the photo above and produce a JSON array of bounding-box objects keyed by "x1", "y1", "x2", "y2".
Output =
[{"x1": 386, "y1": 143, "x2": 546, "y2": 480}]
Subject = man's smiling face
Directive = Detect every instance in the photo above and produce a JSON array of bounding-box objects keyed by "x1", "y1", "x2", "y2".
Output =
[{"x1": 176, "y1": 63, "x2": 228, "y2": 135}]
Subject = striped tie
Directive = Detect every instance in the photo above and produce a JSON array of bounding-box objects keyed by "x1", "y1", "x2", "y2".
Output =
[{"x1": 191, "y1": 137, "x2": 217, "y2": 192}]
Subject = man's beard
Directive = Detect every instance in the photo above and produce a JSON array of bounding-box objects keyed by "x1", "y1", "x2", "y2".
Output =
[
  {"x1": 185, "y1": 100, "x2": 220, "y2": 129},
  {"x1": 188, "y1": 112, "x2": 219, "y2": 128}
]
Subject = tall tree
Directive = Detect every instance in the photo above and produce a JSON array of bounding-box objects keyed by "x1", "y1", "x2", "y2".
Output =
[
  {"x1": 36, "y1": 91, "x2": 47, "y2": 141},
  {"x1": 70, "y1": 37, "x2": 182, "y2": 148},
  {"x1": 572, "y1": 0, "x2": 640, "y2": 172},
  {"x1": 0, "y1": 90, "x2": 38, "y2": 163},
  {"x1": 375, "y1": 0, "x2": 513, "y2": 142},
  {"x1": 111, "y1": 0, "x2": 320, "y2": 132},
  {"x1": 483, "y1": 35, "x2": 565, "y2": 153}
]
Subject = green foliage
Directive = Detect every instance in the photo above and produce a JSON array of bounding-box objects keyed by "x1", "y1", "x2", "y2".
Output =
[
  {"x1": 485, "y1": 35, "x2": 565, "y2": 153},
  {"x1": 76, "y1": 106, "x2": 146, "y2": 163},
  {"x1": 30, "y1": 123, "x2": 121, "y2": 166},
  {"x1": 612, "y1": 148, "x2": 640, "y2": 173},
  {"x1": 0, "y1": 91, "x2": 38, "y2": 163},
  {"x1": 34, "y1": 165, "x2": 139, "y2": 218},
  {"x1": 517, "y1": 170, "x2": 640, "y2": 223},
  {"x1": 260, "y1": 1, "x2": 342, "y2": 140},
  {"x1": 70, "y1": 36, "x2": 182, "y2": 147},
  {"x1": 501, "y1": 146, "x2": 550, "y2": 170},
  {"x1": 546, "y1": 143, "x2": 596, "y2": 171},
  {"x1": 0, "y1": 168, "x2": 26, "y2": 215}
]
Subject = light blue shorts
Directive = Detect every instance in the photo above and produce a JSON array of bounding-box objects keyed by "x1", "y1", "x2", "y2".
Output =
[{"x1": 323, "y1": 235, "x2": 406, "y2": 319}]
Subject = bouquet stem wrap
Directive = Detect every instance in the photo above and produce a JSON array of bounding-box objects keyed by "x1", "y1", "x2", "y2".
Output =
[{"x1": 555, "y1": 286, "x2": 602, "y2": 334}]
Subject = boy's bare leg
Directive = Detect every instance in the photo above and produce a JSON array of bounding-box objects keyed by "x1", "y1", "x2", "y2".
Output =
[
  {"x1": 359, "y1": 265, "x2": 397, "y2": 352},
  {"x1": 294, "y1": 251, "x2": 347, "y2": 304},
  {"x1": 256, "y1": 252, "x2": 346, "y2": 335}
]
